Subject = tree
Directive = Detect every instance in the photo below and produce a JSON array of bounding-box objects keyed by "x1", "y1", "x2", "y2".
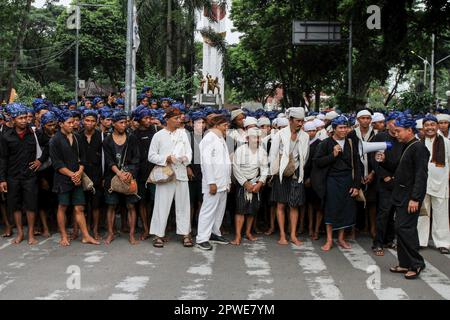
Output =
[{"x1": 55, "y1": 0, "x2": 126, "y2": 88}]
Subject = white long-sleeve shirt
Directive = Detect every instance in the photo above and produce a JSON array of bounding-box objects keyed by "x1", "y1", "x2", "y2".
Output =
[
  {"x1": 424, "y1": 136, "x2": 450, "y2": 198},
  {"x1": 200, "y1": 130, "x2": 231, "y2": 193},
  {"x1": 148, "y1": 128, "x2": 192, "y2": 181},
  {"x1": 233, "y1": 144, "x2": 269, "y2": 186}
]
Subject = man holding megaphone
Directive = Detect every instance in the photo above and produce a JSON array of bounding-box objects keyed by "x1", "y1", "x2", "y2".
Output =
[{"x1": 370, "y1": 111, "x2": 404, "y2": 256}]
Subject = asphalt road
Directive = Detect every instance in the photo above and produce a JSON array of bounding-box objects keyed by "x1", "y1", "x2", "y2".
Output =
[{"x1": 0, "y1": 228, "x2": 449, "y2": 300}]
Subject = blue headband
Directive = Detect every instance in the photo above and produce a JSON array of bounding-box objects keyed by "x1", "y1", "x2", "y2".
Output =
[
  {"x1": 58, "y1": 110, "x2": 73, "y2": 123},
  {"x1": 92, "y1": 97, "x2": 103, "y2": 106},
  {"x1": 41, "y1": 111, "x2": 57, "y2": 126},
  {"x1": 135, "y1": 108, "x2": 154, "y2": 121},
  {"x1": 331, "y1": 115, "x2": 349, "y2": 128},
  {"x1": 83, "y1": 109, "x2": 98, "y2": 119},
  {"x1": 394, "y1": 113, "x2": 416, "y2": 130},
  {"x1": 10, "y1": 105, "x2": 28, "y2": 118},
  {"x1": 386, "y1": 111, "x2": 402, "y2": 122},
  {"x1": 112, "y1": 110, "x2": 128, "y2": 122},
  {"x1": 422, "y1": 114, "x2": 438, "y2": 124}
]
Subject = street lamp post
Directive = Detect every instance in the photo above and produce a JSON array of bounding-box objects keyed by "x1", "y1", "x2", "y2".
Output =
[{"x1": 411, "y1": 50, "x2": 429, "y2": 87}]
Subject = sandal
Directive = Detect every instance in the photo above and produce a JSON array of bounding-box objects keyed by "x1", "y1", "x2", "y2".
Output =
[
  {"x1": 152, "y1": 237, "x2": 164, "y2": 248},
  {"x1": 439, "y1": 247, "x2": 450, "y2": 254},
  {"x1": 182, "y1": 236, "x2": 194, "y2": 248},
  {"x1": 372, "y1": 247, "x2": 384, "y2": 256},
  {"x1": 405, "y1": 266, "x2": 424, "y2": 280},
  {"x1": 389, "y1": 266, "x2": 409, "y2": 274}
]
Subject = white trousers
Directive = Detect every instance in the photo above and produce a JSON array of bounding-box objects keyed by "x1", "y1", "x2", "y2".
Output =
[
  {"x1": 150, "y1": 180, "x2": 191, "y2": 237},
  {"x1": 417, "y1": 194, "x2": 450, "y2": 248},
  {"x1": 196, "y1": 191, "x2": 228, "y2": 243}
]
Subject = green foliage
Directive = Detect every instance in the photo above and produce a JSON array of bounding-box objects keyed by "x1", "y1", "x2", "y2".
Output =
[
  {"x1": 55, "y1": 0, "x2": 126, "y2": 86},
  {"x1": 121, "y1": 67, "x2": 197, "y2": 99},
  {"x1": 15, "y1": 73, "x2": 73, "y2": 105},
  {"x1": 395, "y1": 91, "x2": 434, "y2": 114}
]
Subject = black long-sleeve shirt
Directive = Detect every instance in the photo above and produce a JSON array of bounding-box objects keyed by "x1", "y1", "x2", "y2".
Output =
[
  {"x1": 131, "y1": 126, "x2": 157, "y2": 184},
  {"x1": 304, "y1": 139, "x2": 321, "y2": 181},
  {"x1": 79, "y1": 129, "x2": 103, "y2": 186},
  {"x1": 391, "y1": 138, "x2": 429, "y2": 206},
  {"x1": 49, "y1": 130, "x2": 86, "y2": 193},
  {"x1": 370, "y1": 131, "x2": 403, "y2": 191},
  {"x1": 102, "y1": 133, "x2": 140, "y2": 190},
  {"x1": 36, "y1": 128, "x2": 54, "y2": 185},
  {"x1": 0, "y1": 126, "x2": 38, "y2": 182},
  {"x1": 311, "y1": 137, "x2": 362, "y2": 202}
]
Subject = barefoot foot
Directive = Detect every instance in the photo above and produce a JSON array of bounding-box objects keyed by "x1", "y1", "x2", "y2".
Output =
[
  {"x1": 82, "y1": 236, "x2": 100, "y2": 245},
  {"x1": 104, "y1": 234, "x2": 115, "y2": 245},
  {"x1": 321, "y1": 241, "x2": 333, "y2": 251},
  {"x1": 59, "y1": 237, "x2": 70, "y2": 246}
]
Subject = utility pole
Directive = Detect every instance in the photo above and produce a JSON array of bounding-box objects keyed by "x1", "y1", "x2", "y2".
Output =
[
  {"x1": 347, "y1": 19, "x2": 353, "y2": 98},
  {"x1": 75, "y1": 1, "x2": 80, "y2": 103},
  {"x1": 125, "y1": 0, "x2": 134, "y2": 111},
  {"x1": 430, "y1": 33, "x2": 435, "y2": 96}
]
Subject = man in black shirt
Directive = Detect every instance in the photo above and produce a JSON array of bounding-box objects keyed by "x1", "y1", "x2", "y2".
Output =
[
  {"x1": 378, "y1": 113, "x2": 429, "y2": 279},
  {"x1": 79, "y1": 109, "x2": 103, "y2": 240},
  {"x1": 131, "y1": 108, "x2": 157, "y2": 240},
  {"x1": 35, "y1": 111, "x2": 59, "y2": 238},
  {"x1": 103, "y1": 111, "x2": 140, "y2": 245},
  {"x1": 370, "y1": 112, "x2": 403, "y2": 256},
  {"x1": 0, "y1": 104, "x2": 39, "y2": 245},
  {"x1": 49, "y1": 110, "x2": 99, "y2": 246}
]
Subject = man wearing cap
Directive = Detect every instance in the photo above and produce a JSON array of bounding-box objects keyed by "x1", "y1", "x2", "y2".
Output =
[
  {"x1": 78, "y1": 110, "x2": 104, "y2": 240},
  {"x1": 378, "y1": 113, "x2": 429, "y2": 279},
  {"x1": 417, "y1": 115, "x2": 450, "y2": 254},
  {"x1": 49, "y1": 110, "x2": 99, "y2": 246},
  {"x1": 269, "y1": 107, "x2": 309, "y2": 246},
  {"x1": 370, "y1": 111, "x2": 404, "y2": 256},
  {"x1": 348, "y1": 109, "x2": 377, "y2": 239},
  {"x1": 196, "y1": 114, "x2": 232, "y2": 250},
  {"x1": 0, "y1": 104, "x2": 40, "y2": 244},
  {"x1": 436, "y1": 113, "x2": 450, "y2": 139},
  {"x1": 103, "y1": 110, "x2": 140, "y2": 245},
  {"x1": 148, "y1": 107, "x2": 193, "y2": 248},
  {"x1": 131, "y1": 107, "x2": 158, "y2": 241},
  {"x1": 35, "y1": 111, "x2": 58, "y2": 238}
]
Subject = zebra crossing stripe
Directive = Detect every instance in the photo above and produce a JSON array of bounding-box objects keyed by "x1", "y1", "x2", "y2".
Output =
[
  {"x1": 338, "y1": 242, "x2": 409, "y2": 300},
  {"x1": 243, "y1": 239, "x2": 274, "y2": 300},
  {"x1": 179, "y1": 247, "x2": 216, "y2": 300},
  {"x1": 291, "y1": 240, "x2": 343, "y2": 300},
  {"x1": 108, "y1": 276, "x2": 150, "y2": 300},
  {"x1": 0, "y1": 241, "x2": 12, "y2": 251},
  {"x1": 388, "y1": 249, "x2": 450, "y2": 300}
]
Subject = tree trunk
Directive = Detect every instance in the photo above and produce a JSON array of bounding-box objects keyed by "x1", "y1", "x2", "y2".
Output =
[
  {"x1": 3, "y1": 0, "x2": 32, "y2": 103},
  {"x1": 315, "y1": 85, "x2": 321, "y2": 112},
  {"x1": 165, "y1": 0, "x2": 173, "y2": 78}
]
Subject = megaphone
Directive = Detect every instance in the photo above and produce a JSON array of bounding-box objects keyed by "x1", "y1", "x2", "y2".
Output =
[{"x1": 359, "y1": 141, "x2": 393, "y2": 155}]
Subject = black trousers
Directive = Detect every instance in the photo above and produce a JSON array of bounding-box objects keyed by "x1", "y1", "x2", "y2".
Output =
[
  {"x1": 373, "y1": 189, "x2": 396, "y2": 248},
  {"x1": 395, "y1": 204, "x2": 425, "y2": 270}
]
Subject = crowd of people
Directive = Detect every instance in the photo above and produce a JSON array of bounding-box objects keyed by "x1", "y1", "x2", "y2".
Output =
[{"x1": 1, "y1": 85, "x2": 450, "y2": 281}]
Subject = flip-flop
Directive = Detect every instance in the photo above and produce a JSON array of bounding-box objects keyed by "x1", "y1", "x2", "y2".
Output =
[
  {"x1": 153, "y1": 237, "x2": 164, "y2": 248},
  {"x1": 372, "y1": 247, "x2": 384, "y2": 256},
  {"x1": 438, "y1": 247, "x2": 450, "y2": 254},
  {"x1": 389, "y1": 266, "x2": 408, "y2": 274}
]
